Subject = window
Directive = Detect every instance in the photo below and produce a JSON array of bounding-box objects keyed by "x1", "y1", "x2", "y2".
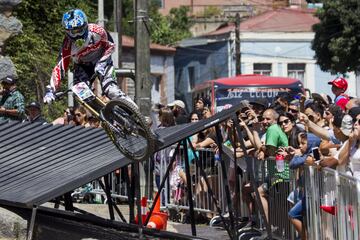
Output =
[
  {"x1": 151, "y1": 74, "x2": 163, "y2": 104},
  {"x1": 150, "y1": 74, "x2": 162, "y2": 92},
  {"x1": 288, "y1": 63, "x2": 305, "y2": 82},
  {"x1": 188, "y1": 66, "x2": 196, "y2": 89},
  {"x1": 289, "y1": 0, "x2": 302, "y2": 5},
  {"x1": 253, "y1": 63, "x2": 272, "y2": 76},
  {"x1": 152, "y1": 0, "x2": 164, "y2": 8}
]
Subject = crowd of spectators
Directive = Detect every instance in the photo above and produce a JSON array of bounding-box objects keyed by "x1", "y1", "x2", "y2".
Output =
[
  {"x1": 3, "y1": 73, "x2": 360, "y2": 236},
  {"x1": 150, "y1": 76, "x2": 360, "y2": 238}
]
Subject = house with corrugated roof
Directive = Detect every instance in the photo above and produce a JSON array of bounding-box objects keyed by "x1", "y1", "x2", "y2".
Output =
[{"x1": 174, "y1": 7, "x2": 357, "y2": 107}]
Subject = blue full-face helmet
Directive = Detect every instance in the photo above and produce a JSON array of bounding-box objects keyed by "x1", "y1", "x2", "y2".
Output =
[{"x1": 62, "y1": 9, "x2": 88, "y2": 40}]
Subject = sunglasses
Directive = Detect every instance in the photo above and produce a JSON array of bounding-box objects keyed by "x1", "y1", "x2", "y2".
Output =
[
  {"x1": 289, "y1": 109, "x2": 298, "y2": 113},
  {"x1": 279, "y1": 119, "x2": 291, "y2": 126}
]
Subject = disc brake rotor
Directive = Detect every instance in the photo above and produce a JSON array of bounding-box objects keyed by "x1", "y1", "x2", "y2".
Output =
[{"x1": 112, "y1": 107, "x2": 141, "y2": 137}]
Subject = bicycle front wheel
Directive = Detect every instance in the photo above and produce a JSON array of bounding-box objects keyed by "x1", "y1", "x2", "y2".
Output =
[{"x1": 102, "y1": 99, "x2": 154, "y2": 162}]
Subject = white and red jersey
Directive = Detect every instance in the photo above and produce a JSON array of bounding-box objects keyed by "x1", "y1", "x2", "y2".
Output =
[{"x1": 50, "y1": 23, "x2": 115, "y2": 91}]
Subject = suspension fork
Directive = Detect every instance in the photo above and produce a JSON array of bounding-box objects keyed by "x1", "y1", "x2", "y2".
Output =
[{"x1": 76, "y1": 95, "x2": 106, "y2": 119}]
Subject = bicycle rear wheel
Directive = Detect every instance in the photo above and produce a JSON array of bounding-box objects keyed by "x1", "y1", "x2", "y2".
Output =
[{"x1": 102, "y1": 99, "x2": 154, "y2": 162}]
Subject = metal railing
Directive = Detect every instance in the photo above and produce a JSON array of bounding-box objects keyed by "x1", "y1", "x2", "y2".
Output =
[
  {"x1": 76, "y1": 149, "x2": 360, "y2": 240},
  {"x1": 304, "y1": 166, "x2": 360, "y2": 240},
  {"x1": 157, "y1": 147, "x2": 226, "y2": 214},
  {"x1": 84, "y1": 147, "x2": 229, "y2": 215}
]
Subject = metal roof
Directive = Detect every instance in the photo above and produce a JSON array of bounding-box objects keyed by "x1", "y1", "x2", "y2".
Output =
[
  {"x1": 155, "y1": 104, "x2": 242, "y2": 150},
  {"x1": 0, "y1": 104, "x2": 242, "y2": 209},
  {"x1": 0, "y1": 120, "x2": 131, "y2": 208}
]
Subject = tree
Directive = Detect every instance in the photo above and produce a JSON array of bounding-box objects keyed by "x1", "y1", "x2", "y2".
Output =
[
  {"x1": 5, "y1": 1, "x2": 96, "y2": 120},
  {"x1": 113, "y1": 1, "x2": 192, "y2": 46},
  {"x1": 312, "y1": 0, "x2": 360, "y2": 74},
  {"x1": 150, "y1": 6, "x2": 192, "y2": 45},
  {"x1": 4, "y1": 1, "x2": 191, "y2": 120}
]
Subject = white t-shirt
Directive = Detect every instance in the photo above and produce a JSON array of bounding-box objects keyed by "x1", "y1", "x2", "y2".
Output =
[{"x1": 336, "y1": 140, "x2": 360, "y2": 180}]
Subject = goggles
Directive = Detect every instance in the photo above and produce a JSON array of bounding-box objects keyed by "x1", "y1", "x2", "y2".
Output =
[{"x1": 66, "y1": 26, "x2": 87, "y2": 38}]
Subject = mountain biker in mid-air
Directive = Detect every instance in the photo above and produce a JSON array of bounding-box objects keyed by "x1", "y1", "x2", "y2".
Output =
[{"x1": 43, "y1": 9, "x2": 134, "y2": 105}]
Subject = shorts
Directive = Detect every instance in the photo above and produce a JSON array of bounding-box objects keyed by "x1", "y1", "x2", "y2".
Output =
[{"x1": 288, "y1": 198, "x2": 305, "y2": 221}]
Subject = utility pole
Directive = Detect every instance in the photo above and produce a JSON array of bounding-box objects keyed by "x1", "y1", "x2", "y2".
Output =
[
  {"x1": 98, "y1": 0, "x2": 105, "y2": 27},
  {"x1": 135, "y1": 0, "x2": 151, "y2": 116},
  {"x1": 134, "y1": 0, "x2": 151, "y2": 222},
  {"x1": 95, "y1": 0, "x2": 105, "y2": 96},
  {"x1": 235, "y1": 13, "x2": 241, "y2": 75},
  {"x1": 114, "y1": 0, "x2": 122, "y2": 68}
]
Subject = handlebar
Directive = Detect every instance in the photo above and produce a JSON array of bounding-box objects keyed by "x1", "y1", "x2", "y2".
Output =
[
  {"x1": 54, "y1": 89, "x2": 72, "y2": 100},
  {"x1": 46, "y1": 73, "x2": 100, "y2": 103}
]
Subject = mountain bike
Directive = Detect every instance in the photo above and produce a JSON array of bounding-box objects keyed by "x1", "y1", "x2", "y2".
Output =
[{"x1": 55, "y1": 80, "x2": 155, "y2": 162}]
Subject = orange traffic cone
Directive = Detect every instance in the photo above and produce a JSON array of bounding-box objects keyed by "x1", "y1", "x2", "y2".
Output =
[
  {"x1": 154, "y1": 192, "x2": 161, "y2": 213},
  {"x1": 146, "y1": 192, "x2": 168, "y2": 230},
  {"x1": 147, "y1": 211, "x2": 168, "y2": 230}
]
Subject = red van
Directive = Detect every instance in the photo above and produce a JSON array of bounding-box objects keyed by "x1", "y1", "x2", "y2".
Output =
[{"x1": 192, "y1": 74, "x2": 305, "y2": 112}]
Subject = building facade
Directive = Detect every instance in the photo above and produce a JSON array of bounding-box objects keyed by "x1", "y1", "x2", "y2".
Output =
[
  {"x1": 111, "y1": 34, "x2": 176, "y2": 106},
  {"x1": 174, "y1": 7, "x2": 357, "y2": 107}
]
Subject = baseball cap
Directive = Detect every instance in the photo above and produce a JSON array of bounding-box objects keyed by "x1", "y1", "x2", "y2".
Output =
[
  {"x1": 167, "y1": 100, "x2": 185, "y2": 109},
  {"x1": 328, "y1": 77, "x2": 348, "y2": 91},
  {"x1": 340, "y1": 114, "x2": 353, "y2": 136},
  {"x1": 26, "y1": 101, "x2": 41, "y2": 110},
  {"x1": 0, "y1": 76, "x2": 16, "y2": 84}
]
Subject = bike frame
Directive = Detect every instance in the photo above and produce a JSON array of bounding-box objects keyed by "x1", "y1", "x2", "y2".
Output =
[{"x1": 74, "y1": 94, "x2": 106, "y2": 119}]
